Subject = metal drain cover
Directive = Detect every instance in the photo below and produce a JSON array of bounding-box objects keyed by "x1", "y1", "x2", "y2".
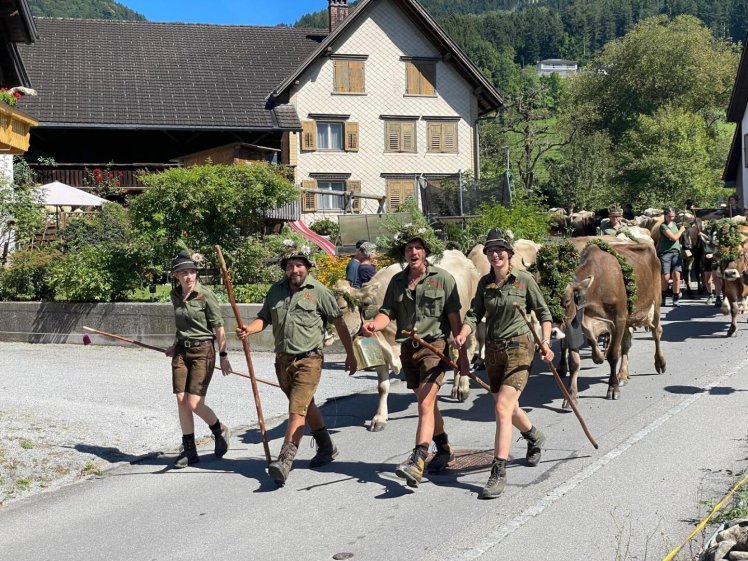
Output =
[{"x1": 441, "y1": 449, "x2": 495, "y2": 473}]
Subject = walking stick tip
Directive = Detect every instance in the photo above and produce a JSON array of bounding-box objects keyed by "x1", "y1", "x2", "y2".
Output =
[{"x1": 82, "y1": 333, "x2": 91, "y2": 346}]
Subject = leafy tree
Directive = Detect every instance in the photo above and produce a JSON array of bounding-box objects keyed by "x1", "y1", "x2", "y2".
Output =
[
  {"x1": 130, "y1": 163, "x2": 299, "y2": 264},
  {"x1": 616, "y1": 106, "x2": 728, "y2": 208},
  {"x1": 569, "y1": 15, "x2": 739, "y2": 139},
  {"x1": 27, "y1": 0, "x2": 145, "y2": 20}
]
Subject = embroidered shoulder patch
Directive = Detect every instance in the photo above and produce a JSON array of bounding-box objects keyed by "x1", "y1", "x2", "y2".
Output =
[{"x1": 303, "y1": 291, "x2": 318, "y2": 304}]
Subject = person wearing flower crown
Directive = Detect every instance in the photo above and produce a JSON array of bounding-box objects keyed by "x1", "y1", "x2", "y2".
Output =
[
  {"x1": 454, "y1": 229, "x2": 554, "y2": 499},
  {"x1": 165, "y1": 250, "x2": 232, "y2": 469},
  {"x1": 236, "y1": 240, "x2": 357, "y2": 486},
  {"x1": 362, "y1": 224, "x2": 469, "y2": 488}
]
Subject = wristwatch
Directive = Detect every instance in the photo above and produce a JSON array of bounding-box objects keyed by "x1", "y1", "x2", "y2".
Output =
[{"x1": 541, "y1": 339, "x2": 551, "y2": 346}]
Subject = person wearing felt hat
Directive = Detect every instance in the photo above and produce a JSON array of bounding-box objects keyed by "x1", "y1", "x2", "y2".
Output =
[
  {"x1": 454, "y1": 228, "x2": 554, "y2": 500},
  {"x1": 601, "y1": 205, "x2": 624, "y2": 236},
  {"x1": 164, "y1": 250, "x2": 232, "y2": 469},
  {"x1": 237, "y1": 240, "x2": 357, "y2": 486}
]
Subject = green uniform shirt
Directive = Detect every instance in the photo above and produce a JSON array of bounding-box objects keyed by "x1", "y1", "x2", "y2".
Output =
[
  {"x1": 658, "y1": 222, "x2": 680, "y2": 254},
  {"x1": 464, "y1": 268, "x2": 552, "y2": 341},
  {"x1": 379, "y1": 265, "x2": 461, "y2": 343},
  {"x1": 171, "y1": 281, "x2": 223, "y2": 342},
  {"x1": 257, "y1": 274, "x2": 341, "y2": 355}
]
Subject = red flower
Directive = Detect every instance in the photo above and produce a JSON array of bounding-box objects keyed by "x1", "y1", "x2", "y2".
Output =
[
  {"x1": 117, "y1": 171, "x2": 124, "y2": 178},
  {"x1": 93, "y1": 168, "x2": 102, "y2": 175},
  {"x1": 107, "y1": 172, "x2": 114, "y2": 179}
]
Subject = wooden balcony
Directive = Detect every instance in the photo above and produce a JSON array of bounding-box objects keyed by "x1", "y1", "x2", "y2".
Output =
[
  {"x1": 0, "y1": 103, "x2": 37, "y2": 155},
  {"x1": 29, "y1": 163, "x2": 178, "y2": 191}
]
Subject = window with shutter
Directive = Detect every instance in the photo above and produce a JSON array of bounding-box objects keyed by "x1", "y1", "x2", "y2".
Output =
[
  {"x1": 302, "y1": 179, "x2": 317, "y2": 212},
  {"x1": 301, "y1": 121, "x2": 317, "y2": 151},
  {"x1": 405, "y1": 61, "x2": 437, "y2": 96},
  {"x1": 427, "y1": 122, "x2": 458, "y2": 153},
  {"x1": 345, "y1": 122, "x2": 359, "y2": 152},
  {"x1": 386, "y1": 179, "x2": 415, "y2": 212},
  {"x1": 334, "y1": 60, "x2": 365, "y2": 93},
  {"x1": 384, "y1": 121, "x2": 417, "y2": 153},
  {"x1": 346, "y1": 180, "x2": 362, "y2": 212}
]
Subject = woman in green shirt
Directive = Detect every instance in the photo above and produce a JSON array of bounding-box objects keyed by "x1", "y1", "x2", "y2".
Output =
[
  {"x1": 165, "y1": 251, "x2": 232, "y2": 468},
  {"x1": 455, "y1": 229, "x2": 554, "y2": 500}
]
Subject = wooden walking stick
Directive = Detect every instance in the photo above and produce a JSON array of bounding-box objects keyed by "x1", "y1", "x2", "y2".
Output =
[
  {"x1": 216, "y1": 245, "x2": 272, "y2": 464},
  {"x1": 512, "y1": 303, "x2": 599, "y2": 449},
  {"x1": 401, "y1": 328, "x2": 492, "y2": 393},
  {"x1": 81, "y1": 326, "x2": 280, "y2": 388}
]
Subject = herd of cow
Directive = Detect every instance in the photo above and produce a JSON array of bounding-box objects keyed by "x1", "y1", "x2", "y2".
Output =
[{"x1": 332, "y1": 208, "x2": 748, "y2": 432}]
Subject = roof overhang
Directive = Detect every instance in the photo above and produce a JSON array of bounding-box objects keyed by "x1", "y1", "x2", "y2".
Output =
[
  {"x1": 727, "y1": 35, "x2": 748, "y2": 122},
  {"x1": 0, "y1": 0, "x2": 38, "y2": 44},
  {"x1": 270, "y1": 0, "x2": 503, "y2": 115},
  {"x1": 723, "y1": 122, "x2": 741, "y2": 182}
]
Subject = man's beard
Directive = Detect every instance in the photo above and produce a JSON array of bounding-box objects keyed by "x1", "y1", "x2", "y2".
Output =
[{"x1": 288, "y1": 272, "x2": 306, "y2": 287}]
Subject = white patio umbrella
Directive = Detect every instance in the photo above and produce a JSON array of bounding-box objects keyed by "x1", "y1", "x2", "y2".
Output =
[{"x1": 38, "y1": 181, "x2": 107, "y2": 207}]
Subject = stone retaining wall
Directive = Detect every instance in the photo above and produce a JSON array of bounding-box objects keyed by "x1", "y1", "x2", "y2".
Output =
[{"x1": 0, "y1": 302, "x2": 345, "y2": 352}]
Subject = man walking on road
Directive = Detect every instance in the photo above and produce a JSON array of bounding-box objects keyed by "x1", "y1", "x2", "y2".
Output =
[
  {"x1": 362, "y1": 225, "x2": 469, "y2": 488},
  {"x1": 237, "y1": 241, "x2": 357, "y2": 485}
]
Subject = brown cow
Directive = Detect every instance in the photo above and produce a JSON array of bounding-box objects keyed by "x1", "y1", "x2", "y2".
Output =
[
  {"x1": 713, "y1": 223, "x2": 748, "y2": 336},
  {"x1": 560, "y1": 237, "x2": 666, "y2": 403}
]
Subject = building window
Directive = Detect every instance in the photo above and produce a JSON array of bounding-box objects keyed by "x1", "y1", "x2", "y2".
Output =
[
  {"x1": 384, "y1": 121, "x2": 417, "y2": 153},
  {"x1": 317, "y1": 122, "x2": 344, "y2": 151},
  {"x1": 317, "y1": 181, "x2": 347, "y2": 209},
  {"x1": 386, "y1": 178, "x2": 416, "y2": 211},
  {"x1": 406, "y1": 61, "x2": 436, "y2": 96},
  {"x1": 427, "y1": 122, "x2": 458, "y2": 153},
  {"x1": 334, "y1": 60, "x2": 365, "y2": 93}
]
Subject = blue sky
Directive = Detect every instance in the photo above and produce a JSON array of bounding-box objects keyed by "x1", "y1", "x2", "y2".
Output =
[{"x1": 124, "y1": 1, "x2": 332, "y2": 26}]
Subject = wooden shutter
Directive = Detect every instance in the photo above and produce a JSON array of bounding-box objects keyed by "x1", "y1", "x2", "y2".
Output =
[
  {"x1": 347, "y1": 180, "x2": 362, "y2": 212},
  {"x1": 402, "y1": 122, "x2": 416, "y2": 153},
  {"x1": 443, "y1": 122, "x2": 457, "y2": 152},
  {"x1": 302, "y1": 179, "x2": 317, "y2": 212},
  {"x1": 301, "y1": 121, "x2": 317, "y2": 151},
  {"x1": 386, "y1": 122, "x2": 401, "y2": 152},
  {"x1": 334, "y1": 60, "x2": 349, "y2": 93},
  {"x1": 421, "y1": 62, "x2": 436, "y2": 96},
  {"x1": 349, "y1": 61, "x2": 365, "y2": 93},
  {"x1": 345, "y1": 121, "x2": 359, "y2": 152},
  {"x1": 427, "y1": 123, "x2": 441, "y2": 153},
  {"x1": 406, "y1": 62, "x2": 420, "y2": 95},
  {"x1": 387, "y1": 179, "x2": 415, "y2": 212}
]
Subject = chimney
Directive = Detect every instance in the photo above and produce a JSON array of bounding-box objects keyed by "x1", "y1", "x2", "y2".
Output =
[{"x1": 329, "y1": 0, "x2": 349, "y2": 32}]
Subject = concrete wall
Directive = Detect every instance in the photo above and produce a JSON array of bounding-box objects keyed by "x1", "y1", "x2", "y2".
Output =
[
  {"x1": 0, "y1": 301, "x2": 312, "y2": 352},
  {"x1": 292, "y1": 0, "x2": 478, "y2": 221}
]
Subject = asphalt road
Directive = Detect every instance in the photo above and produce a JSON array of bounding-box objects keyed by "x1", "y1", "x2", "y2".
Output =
[{"x1": 1, "y1": 297, "x2": 747, "y2": 561}]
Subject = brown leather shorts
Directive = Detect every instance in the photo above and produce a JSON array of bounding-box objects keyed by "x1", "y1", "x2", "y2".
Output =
[
  {"x1": 172, "y1": 341, "x2": 215, "y2": 396},
  {"x1": 401, "y1": 338, "x2": 447, "y2": 389},
  {"x1": 275, "y1": 352, "x2": 323, "y2": 415},
  {"x1": 484, "y1": 333, "x2": 534, "y2": 393}
]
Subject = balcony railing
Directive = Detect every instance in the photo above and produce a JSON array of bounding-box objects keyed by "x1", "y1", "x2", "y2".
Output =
[
  {"x1": 29, "y1": 163, "x2": 178, "y2": 190},
  {"x1": 0, "y1": 103, "x2": 37, "y2": 155}
]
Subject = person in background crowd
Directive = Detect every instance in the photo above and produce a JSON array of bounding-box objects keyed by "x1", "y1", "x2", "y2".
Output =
[
  {"x1": 346, "y1": 240, "x2": 367, "y2": 286},
  {"x1": 658, "y1": 207, "x2": 686, "y2": 307},
  {"x1": 601, "y1": 205, "x2": 624, "y2": 235},
  {"x1": 355, "y1": 242, "x2": 377, "y2": 287},
  {"x1": 165, "y1": 251, "x2": 231, "y2": 468},
  {"x1": 726, "y1": 194, "x2": 744, "y2": 218}
]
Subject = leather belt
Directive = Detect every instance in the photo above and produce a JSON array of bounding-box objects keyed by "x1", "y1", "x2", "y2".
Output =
[
  {"x1": 486, "y1": 338, "x2": 522, "y2": 351},
  {"x1": 179, "y1": 339, "x2": 212, "y2": 348},
  {"x1": 281, "y1": 349, "x2": 322, "y2": 361},
  {"x1": 410, "y1": 336, "x2": 444, "y2": 349}
]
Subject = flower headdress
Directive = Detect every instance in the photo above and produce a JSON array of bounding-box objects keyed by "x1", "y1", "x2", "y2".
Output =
[
  {"x1": 377, "y1": 222, "x2": 445, "y2": 263},
  {"x1": 278, "y1": 239, "x2": 315, "y2": 269}
]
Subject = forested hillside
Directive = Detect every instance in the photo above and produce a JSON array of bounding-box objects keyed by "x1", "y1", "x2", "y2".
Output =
[{"x1": 27, "y1": 0, "x2": 145, "y2": 20}]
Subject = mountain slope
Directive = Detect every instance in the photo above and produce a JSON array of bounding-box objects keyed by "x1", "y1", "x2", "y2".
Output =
[{"x1": 27, "y1": 0, "x2": 145, "y2": 20}]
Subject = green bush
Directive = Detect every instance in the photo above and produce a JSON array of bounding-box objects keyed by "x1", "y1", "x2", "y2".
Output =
[
  {"x1": 213, "y1": 284, "x2": 271, "y2": 304},
  {"x1": 465, "y1": 192, "x2": 550, "y2": 247},
  {"x1": 310, "y1": 218, "x2": 339, "y2": 239},
  {"x1": 0, "y1": 248, "x2": 60, "y2": 300}
]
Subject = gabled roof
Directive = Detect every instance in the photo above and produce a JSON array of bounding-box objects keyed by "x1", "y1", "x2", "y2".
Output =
[
  {"x1": 0, "y1": 0, "x2": 38, "y2": 44},
  {"x1": 17, "y1": 18, "x2": 326, "y2": 130},
  {"x1": 727, "y1": 35, "x2": 748, "y2": 123},
  {"x1": 271, "y1": 0, "x2": 503, "y2": 115}
]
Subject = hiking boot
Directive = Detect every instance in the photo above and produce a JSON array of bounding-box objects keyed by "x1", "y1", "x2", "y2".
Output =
[
  {"x1": 706, "y1": 293, "x2": 714, "y2": 305},
  {"x1": 521, "y1": 426, "x2": 546, "y2": 467},
  {"x1": 268, "y1": 442, "x2": 298, "y2": 486},
  {"x1": 395, "y1": 447, "x2": 427, "y2": 488},
  {"x1": 427, "y1": 433, "x2": 454, "y2": 473},
  {"x1": 174, "y1": 434, "x2": 199, "y2": 469},
  {"x1": 211, "y1": 422, "x2": 230, "y2": 458},
  {"x1": 309, "y1": 427, "x2": 338, "y2": 468},
  {"x1": 479, "y1": 458, "x2": 507, "y2": 500},
  {"x1": 715, "y1": 296, "x2": 723, "y2": 308}
]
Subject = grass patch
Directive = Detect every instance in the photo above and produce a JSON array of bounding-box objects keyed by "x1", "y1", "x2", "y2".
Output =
[
  {"x1": 14, "y1": 478, "x2": 31, "y2": 490},
  {"x1": 81, "y1": 462, "x2": 102, "y2": 477},
  {"x1": 712, "y1": 481, "x2": 748, "y2": 524},
  {"x1": 19, "y1": 439, "x2": 33, "y2": 450}
]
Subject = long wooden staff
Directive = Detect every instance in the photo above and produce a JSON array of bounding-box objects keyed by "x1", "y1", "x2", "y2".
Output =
[
  {"x1": 512, "y1": 303, "x2": 599, "y2": 449},
  {"x1": 81, "y1": 326, "x2": 280, "y2": 388},
  {"x1": 215, "y1": 246, "x2": 272, "y2": 463},
  {"x1": 401, "y1": 328, "x2": 491, "y2": 393}
]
